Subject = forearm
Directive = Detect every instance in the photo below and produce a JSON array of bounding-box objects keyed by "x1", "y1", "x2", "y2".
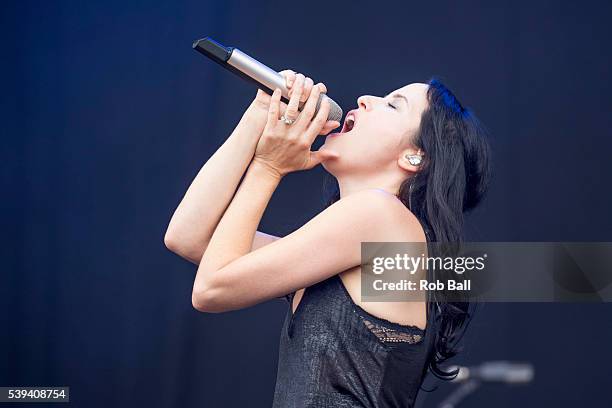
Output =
[
  {"x1": 165, "y1": 103, "x2": 267, "y2": 261},
  {"x1": 192, "y1": 160, "x2": 281, "y2": 294}
]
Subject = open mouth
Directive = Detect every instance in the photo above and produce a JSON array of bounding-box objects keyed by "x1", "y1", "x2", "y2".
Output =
[
  {"x1": 327, "y1": 109, "x2": 357, "y2": 138},
  {"x1": 339, "y1": 110, "x2": 357, "y2": 134}
]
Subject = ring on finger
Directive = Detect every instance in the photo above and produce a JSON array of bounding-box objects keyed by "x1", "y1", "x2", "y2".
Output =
[{"x1": 280, "y1": 114, "x2": 296, "y2": 125}]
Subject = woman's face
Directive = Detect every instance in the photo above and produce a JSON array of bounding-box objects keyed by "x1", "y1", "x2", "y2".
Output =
[{"x1": 321, "y1": 82, "x2": 430, "y2": 175}]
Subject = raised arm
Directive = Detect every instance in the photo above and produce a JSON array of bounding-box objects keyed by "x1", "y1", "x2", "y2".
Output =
[
  {"x1": 164, "y1": 71, "x2": 338, "y2": 265},
  {"x1": 164, "y1": 94, "x2": 277, "y2": 265},
  {"x1": 193, "y1": 186, "x2": 421, "y2": 312},
  {"x1": 190, "y1": 80, "x2": 402, "y2": 312}
]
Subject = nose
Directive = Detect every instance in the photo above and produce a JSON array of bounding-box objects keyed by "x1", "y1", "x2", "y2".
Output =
[{"x1": 357, "y1": 95, "x2": 375, "y2": 111}]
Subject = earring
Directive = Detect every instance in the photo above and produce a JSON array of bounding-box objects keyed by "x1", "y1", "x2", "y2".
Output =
[{"x1": 405, "y1": 154, "x2": 422, "y2": 166}]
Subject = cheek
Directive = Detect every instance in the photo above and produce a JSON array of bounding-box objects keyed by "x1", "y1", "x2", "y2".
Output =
[
  {"x1": 361, "y1": 123, "x2": 406, "y2": 154},
  {"x1": 323, "y1": 118, "x2": 407, "y2": 161},
  {"x1": 322, "y1": 130, "x2": 402, "y2": 175},
  {"x1": 330, "y1": 132, "x2": 400, "y2": 167},
  {"x1": 402, "y1": 115, "x2": 422, "y2": 141}
]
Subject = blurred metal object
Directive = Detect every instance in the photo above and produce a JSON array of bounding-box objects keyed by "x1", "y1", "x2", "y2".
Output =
[
  {"x1": 452, "y1": 361, "x2": 534, "y2": 384},
  {"x1": 438, "y1": 361, "x2": 534, "y2": 408}
]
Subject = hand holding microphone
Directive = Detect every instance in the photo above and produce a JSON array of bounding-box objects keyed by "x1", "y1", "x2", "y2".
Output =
[
  {"x1": 250, "y1": 70, "x2": 341, "y2": 136},
  {"x1": 192, "y1": 37, "x2": 342, "y2": 175},
  {"x1": 251, "y1": 76, "x2": 340, "y2": 178}
]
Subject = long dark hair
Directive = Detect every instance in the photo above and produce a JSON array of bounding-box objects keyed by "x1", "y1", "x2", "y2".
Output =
[{"x1": 323, "y1": 78, "x2": 491, "y2": 379}]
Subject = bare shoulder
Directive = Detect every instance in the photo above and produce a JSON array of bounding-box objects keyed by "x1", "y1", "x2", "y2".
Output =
[
  {"x1": 334, "y1": 189, "x2": 426, "y2": 242},
  {"x1": 334, "y1": 189, "x2": 428, "y2": 329}
]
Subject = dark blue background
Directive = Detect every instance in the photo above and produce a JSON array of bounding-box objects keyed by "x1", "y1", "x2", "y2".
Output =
[{"x1": 3, "y1": 0, "x2": 612, "y2": 406}]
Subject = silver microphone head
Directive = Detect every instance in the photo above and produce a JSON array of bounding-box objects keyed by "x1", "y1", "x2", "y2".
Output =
[{"x1": 318, "y1": 94, "x2": 343, "y2": 123}]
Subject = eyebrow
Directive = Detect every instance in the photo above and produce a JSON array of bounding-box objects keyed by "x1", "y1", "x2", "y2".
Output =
[{"x1": 384, "y1": 93, "x2": 409, "y2": 106}]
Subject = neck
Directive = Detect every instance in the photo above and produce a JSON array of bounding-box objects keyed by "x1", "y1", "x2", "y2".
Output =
[{"x1": 336, "y1": 171, "x2": 408, "y2": 199}]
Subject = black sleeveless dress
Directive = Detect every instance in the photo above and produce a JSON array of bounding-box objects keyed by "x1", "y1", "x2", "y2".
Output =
[{"x1": 272, "y1": 274, "x2": 434, "y2": 408}]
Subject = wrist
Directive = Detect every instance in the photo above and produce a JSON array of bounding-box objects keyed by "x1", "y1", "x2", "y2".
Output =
[
  {"x1": 230, "y1": 105, "x2": 267, "y2": 148},
  {"x1": 249, "y1": 158, "x2": 284, "y2": 184}
]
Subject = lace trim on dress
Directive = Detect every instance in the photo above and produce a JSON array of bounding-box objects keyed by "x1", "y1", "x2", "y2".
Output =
[{"x1": 360, "y1": 317, "x2": 424, "y2": 344}]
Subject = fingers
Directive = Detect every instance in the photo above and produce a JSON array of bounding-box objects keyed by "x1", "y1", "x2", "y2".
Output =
[
  {"x1": 287, "y1": 73, "x2": 313, "y2": 102},
  {"x1": 302, "y1": 85, "x2": 331, "y2": 142},
  {"x1": 255, "y1": 89, "x2": 269, "y2": 99},
  {"x1": 265, "y1": 88, "x2": 282, "y2": 131},
  {"x1": 305, "y1": 148, "x2": 340, "y2": 169},
  {"x1": 252, "y1": 88, "x2": 271, "y2": 110},
  {"x1": 301, "y1": 77, "x2": 314, "y2": 103},
  {"x1": 276, "y1": 72, "x2": 336, "y2": 138},
  {"x1": 279, "y1": 69, "x2": 296, "y2": 88},
  {"x1": 320, "y1": 120, "x2": 341, "y2": 135},
  {"x1": 285, "y1": 74, "x2": 305, "y2": 121},
  {"x1": 295, "y1": 82, "x2": 322, "y2": 128}
]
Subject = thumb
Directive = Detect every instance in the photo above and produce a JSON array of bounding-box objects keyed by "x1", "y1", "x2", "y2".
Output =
[
  {"x1": 306, "y1": 149, "x2": 340, "y2": 169},
  {"x1": 255, "y1": 89, "x2": 270, "y2": 101},
  {"x1": 319, "y1": 120, "x2": 341, "y2": 135}
]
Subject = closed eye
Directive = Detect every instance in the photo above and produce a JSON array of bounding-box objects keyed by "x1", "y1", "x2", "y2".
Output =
[{"x1": 387, "y1": 102, "x2": 397, "y2": 110}]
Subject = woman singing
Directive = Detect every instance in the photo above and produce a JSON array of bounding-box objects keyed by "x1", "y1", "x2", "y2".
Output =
[{"x1": 164, "y1": 70, "x2": 491, "y2": 407}]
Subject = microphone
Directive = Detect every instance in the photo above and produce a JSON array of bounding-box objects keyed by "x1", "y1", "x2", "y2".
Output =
[
  {"x1": 192, "y1": 37, "x2": 343, "y2": 123},
  {"x1": 451, "y1": 361, "x2": 534, "y2": 384}
]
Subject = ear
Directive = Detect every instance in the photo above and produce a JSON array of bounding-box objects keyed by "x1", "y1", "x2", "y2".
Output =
[{"x1": 398, "y1": 148, "x2": 424, "y2": 173}]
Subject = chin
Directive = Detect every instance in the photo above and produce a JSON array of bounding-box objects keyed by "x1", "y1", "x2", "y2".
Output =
[
  {"x1": 320, "y1": 152, "x2": 339, "y2": 174},
  {"x1": 321, "y1": 152, "x2": 358, "y2": 177}
]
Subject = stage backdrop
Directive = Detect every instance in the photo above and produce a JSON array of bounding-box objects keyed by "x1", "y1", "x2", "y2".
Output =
[{"x1": 3, "y1": 0, "x2": 612, "y2": 407}]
